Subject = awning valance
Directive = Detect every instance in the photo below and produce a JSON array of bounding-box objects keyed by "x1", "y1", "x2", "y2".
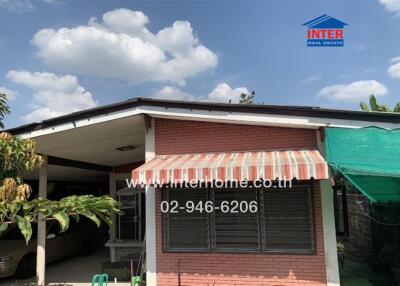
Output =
[{"x1": 131, "y1": 150, "x2": 329, "y2": 185}]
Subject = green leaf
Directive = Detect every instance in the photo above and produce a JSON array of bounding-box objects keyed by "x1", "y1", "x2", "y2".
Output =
[
  {"x1": 360, "y1": 102, "x2": 370, "y2": 112},
  {"x1": 16, "y1": 216, "x2": 32, "y2": 244},
  {"x1": 22, "y1": 201, "x2": 36, "y2": 215},
  {"x1": 8, "y1": 202, "x2": 22, "y2": 217},
  {"x1": 369, "y1": 95, "x2": 380, "y2": 112},
  {"x1": 0, "y1": 223, "x2": 8, "y2": 235},
  {"x1": 76, "y1": 209, "x2": 100, "y2": 227},
  {"x1": 394, "y1": 103, "x2": 400, "y2": 113},
  {"x1": 52, "y1": 212, "x2": 69, "y2": 233},
  {"x1": 95, "y1": 211, "x2": 113, "y2": 227},
  {"x1": 382, "y1": 105, "x2": 392, "y2": 112}
]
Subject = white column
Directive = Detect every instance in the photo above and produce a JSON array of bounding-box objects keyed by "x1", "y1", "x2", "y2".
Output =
[
  {"x1": 317, "y1": 130, "x2": 340, "y2": 286},
  {"x1": 146, "y1": 185, "x2": 156, "y2": 285},
  {"x1": 145, "y1": 118, "x2": 157, "y2": 286},
  {"x1": 109, "y1": 172, "x2": 117, "y2": 262},
  {"x1": 321, "y1": 180, "x2": 341, "y2": 286},
  {"x1": 37, "y1": 156, "x2": 47, "y2": 286},
  {"x1": 109, "y1": 172, "x2": 117, "y2": 240}
]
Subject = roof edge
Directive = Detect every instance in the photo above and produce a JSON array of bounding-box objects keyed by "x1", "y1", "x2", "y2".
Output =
[{"x1": 5, "y1": 97, "x2": 400, "y2": 135}]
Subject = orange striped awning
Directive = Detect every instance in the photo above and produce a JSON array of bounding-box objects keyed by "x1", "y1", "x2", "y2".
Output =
[{"x1": 131, "y1": 150, "x2": 329, "y2": 185}]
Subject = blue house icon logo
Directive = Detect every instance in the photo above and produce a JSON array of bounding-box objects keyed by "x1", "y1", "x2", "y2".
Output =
[{"x1": 303, "y1": 15, "x2": 348, "y2": 47}]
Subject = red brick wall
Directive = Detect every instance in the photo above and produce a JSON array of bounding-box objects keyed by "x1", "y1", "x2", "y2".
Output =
[
  {"x1": 155, "y1": 119, "x2": 317, "y2": 155},
  {"x1": 153, "y1": 119, "x2": 327, "y2": 286}
]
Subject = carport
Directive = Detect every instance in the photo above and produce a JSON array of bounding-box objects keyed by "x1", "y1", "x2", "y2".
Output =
[{"x1": 15, "y1": 114, "x2": 147, "y2": 285}]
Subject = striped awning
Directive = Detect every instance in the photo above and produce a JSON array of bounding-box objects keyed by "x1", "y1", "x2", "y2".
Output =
[{"x1": 131, "y1": 150, "x2": 329, "y2": 185}]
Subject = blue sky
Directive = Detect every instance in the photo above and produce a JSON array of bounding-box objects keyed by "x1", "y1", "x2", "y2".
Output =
[{"x1": 1, "y1": 0, "x2": 400, "y2": 128}]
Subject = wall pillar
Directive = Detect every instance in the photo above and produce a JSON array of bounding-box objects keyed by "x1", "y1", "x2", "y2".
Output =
[
  {"x1": 109, "y1": 172, "x2": 117, "y2": 241},
  {"x1": 145, "y1": 118, "x2": 157, "y2": 286},
  {"x1": 317, "y1": 129, "x2": 340, "y2": 286},
  {"x1": 37, "y1": 155, "x2": 47, "y2": 285},
  {"x1": 321, "y1": 180, "x2": 341, "y2": 286},
  {"x1": 108, "y1": 172, "x2": 117, "y2": 262}
]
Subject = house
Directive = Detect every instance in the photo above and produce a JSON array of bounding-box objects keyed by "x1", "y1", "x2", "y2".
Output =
[{"x1": 8, "y1": 98, "x2": 400, "y2": 286}]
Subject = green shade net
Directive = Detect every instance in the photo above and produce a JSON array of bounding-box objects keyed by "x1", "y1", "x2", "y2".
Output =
[
  {"x1": 343, "y1": 173, "x2": 400, "y2": 203},
  {"x1": 325, "y1": 127, "x2": 400, "y2": 203}
]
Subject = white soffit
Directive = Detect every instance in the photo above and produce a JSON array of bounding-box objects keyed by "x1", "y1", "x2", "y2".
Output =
[{"x1": 32, "y1": 115, "x2": 145, "y2": 166}]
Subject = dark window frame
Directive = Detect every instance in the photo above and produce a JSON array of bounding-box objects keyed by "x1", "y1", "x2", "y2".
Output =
[
  {"x1": 211, "y1": 188, "x2": 261, "y2": 253},
  {"x1": 162, "y1": 181, "x2": 316, "y2": 255},
  {"x1": 260, "y1": 184, "x2": 316, "y2": 254},
  {"x1": 162, "y1": 187, "x2": 212, "y2": 252}
]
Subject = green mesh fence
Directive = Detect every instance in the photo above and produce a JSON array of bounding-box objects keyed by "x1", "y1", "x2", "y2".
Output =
[{"x1": 325, "y1": 127, "x2": 400, "y2": 203}]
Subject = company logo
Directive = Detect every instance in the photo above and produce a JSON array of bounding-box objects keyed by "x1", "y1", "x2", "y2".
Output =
[{"x1": 303, "y1": 14, "x2": 347, "y2": 47}]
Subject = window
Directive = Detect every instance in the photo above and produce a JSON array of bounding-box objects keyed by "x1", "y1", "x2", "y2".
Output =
[
  {"x1": 262, "y1": 186, "x2": 314, "y2": 253},
  {"x1": 213, "y1": 189, "x2": 260, "y2": 252},
  {"x1": 116, "y1": 180, "x2": 144, "y2": 241},
  {"x1": 163, "y1": 183, "x2": 315, "y2": 254}
]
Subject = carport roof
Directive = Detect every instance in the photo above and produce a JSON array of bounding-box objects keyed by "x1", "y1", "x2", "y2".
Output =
[{"x1": 6, "y1": 97, "x2": 400, "y2": 135}]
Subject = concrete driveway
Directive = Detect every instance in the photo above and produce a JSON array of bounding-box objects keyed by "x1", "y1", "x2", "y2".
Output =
[{"x1": 0, "y1": 249, "x2": 130, "y2": 286}]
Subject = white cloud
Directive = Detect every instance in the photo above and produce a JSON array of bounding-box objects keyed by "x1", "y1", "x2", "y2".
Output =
[
  {"x1": 300, "y1": 75, "x2": 323, "y2": 85},
  {"x1": 6, "y1": 70, "x2": 80, "y2": 93},
  {"x1": 32, "y1": 8, "x2": 218, "y2": 85},
  {"x1": 153, "y1": 86, "x2": 194, "y2": 101},
  {"x1": 101, "y1": 9, "x2": 151, "y2": 39},
  {"x1": 0, "y1": 0, "x2": 60, "y2": 13},
  {"x1": 6, "y1": 70, "x2": 97, "y2": 122},
  {"x1": 391, "y1": 56, "x2": 400, "y2": 63},
  {"x1": 0, "y1": 86, "x2": 18, "y2": 101},
  {"x1": 317, "y1": 80, "x2": 388, "y2": 102},
  {"x1": 0, "y1": 0, "x2": 34, "y2": 13},
  {"x1": 208, "y1": 83, "x2": 250, "y2": 103},
  {"x1": 152, "y1": 82, "x2": 250, "y2": 103},
  {"x1": 388, "y1": 56, "x2": 400, "y2": 79},
  {"x1": 379, "y1": 0, "x2": 400, "y2": 14},
  {"x1": 23, "y1": 108, "x2": 64, "y2": 123}
]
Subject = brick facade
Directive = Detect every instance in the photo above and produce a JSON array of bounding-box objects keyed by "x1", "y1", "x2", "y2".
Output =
[
  {"x1": 155, "y1": 119, "x2": 317, "y2": 155},
  {"x1": 153, "y1": 119, "x2": 327, "y2": 286}
]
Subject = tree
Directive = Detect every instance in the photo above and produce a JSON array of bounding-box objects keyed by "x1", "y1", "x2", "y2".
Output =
[
  {"x1": 0, "y1": 93, "x2": 10, "y2": 129},
  {"x1": 239, "y1": 91, "x2": 256, "y2": 104},
  {"x1": 360, "y1": 95, "x2": 400, "y2": 113}
]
